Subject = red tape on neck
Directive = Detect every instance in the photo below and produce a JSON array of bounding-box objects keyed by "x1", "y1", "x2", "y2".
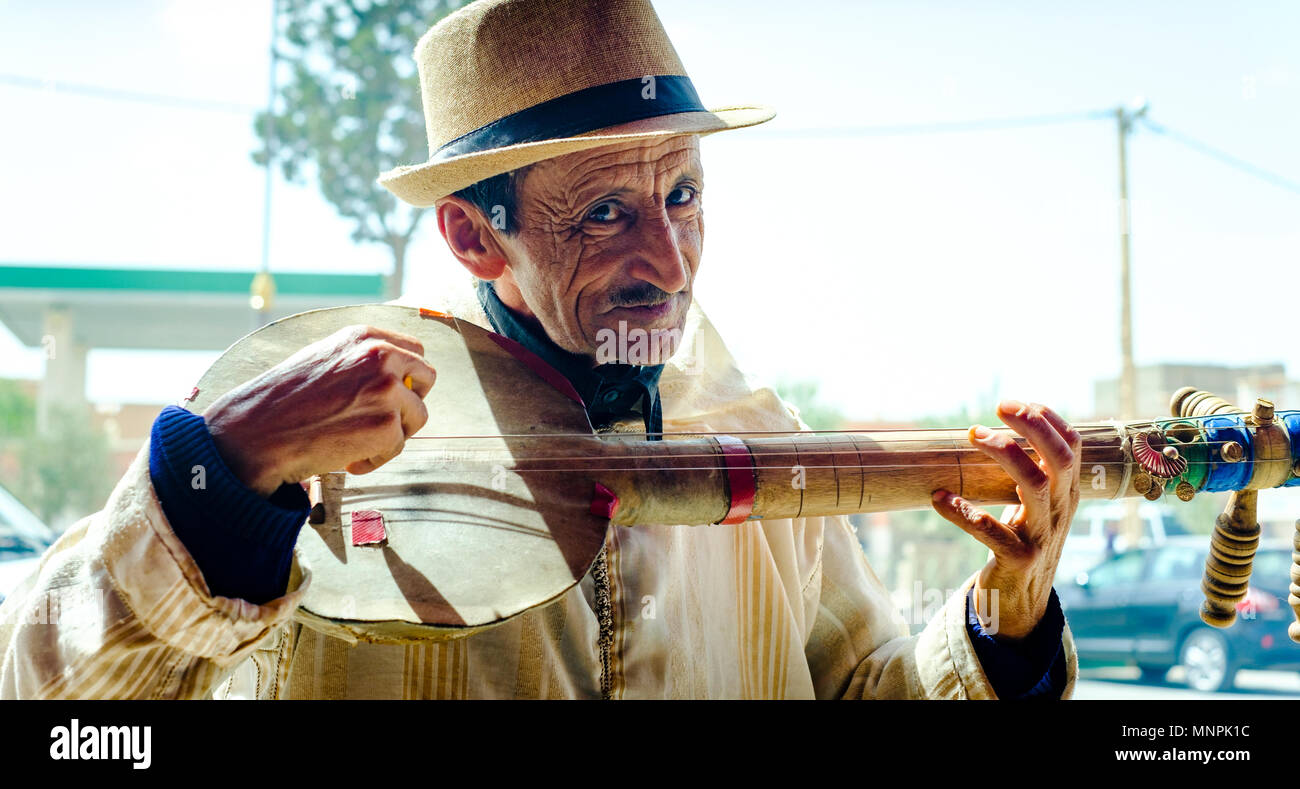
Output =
[{"x1": 714, "y1": 435, "x2": 756, "y2": 525}]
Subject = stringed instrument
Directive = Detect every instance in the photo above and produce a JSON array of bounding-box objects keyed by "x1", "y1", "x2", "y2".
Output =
[{"x1": 186, "y1": 304, "x2": 1300, "y2": 645}]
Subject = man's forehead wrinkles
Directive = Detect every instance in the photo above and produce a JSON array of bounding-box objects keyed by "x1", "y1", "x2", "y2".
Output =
[
  {"x1": 546, "y1": 140, "x2": 696, "y2": 177},
  {"x1": 565, "y1": 152, "x2": 700, "y2": 201},
  {"x1": 574, "y1": 137, "x2": 695, "y2": 163},
  {"x1": 571, "y1": 161, "x2": 653, "y2": 194}
]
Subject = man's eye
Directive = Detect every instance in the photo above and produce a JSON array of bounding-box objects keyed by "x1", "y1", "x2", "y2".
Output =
[
  {"x1": 668, "y1": 186, "x2": 696, "y2": 206},
  {"x1": 587, "y1": 202, "x2": 622, "y2": 223}
]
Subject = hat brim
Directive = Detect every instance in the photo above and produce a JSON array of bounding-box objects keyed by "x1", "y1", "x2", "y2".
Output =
[{"x1": 377, "y1": 104, "x2": 775, "y2": 207}]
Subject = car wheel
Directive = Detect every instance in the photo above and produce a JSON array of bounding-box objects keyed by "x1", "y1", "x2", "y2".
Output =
[{"x1": 1179, "y1": 628, "x2": 1235, "y2": 693}]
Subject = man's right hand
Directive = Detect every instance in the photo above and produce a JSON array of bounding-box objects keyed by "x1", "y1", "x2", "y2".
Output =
[{"x1": 202, "y1": 325, "x2": 438, "y2": 497}]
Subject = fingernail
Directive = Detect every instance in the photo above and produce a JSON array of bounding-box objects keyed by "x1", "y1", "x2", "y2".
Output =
[
  {"x1": 932, "y1": 490, "x2": 948, "y2": 503},
  {"x1": 972, "y1": 425, "x2": 991, "y2": 440}
]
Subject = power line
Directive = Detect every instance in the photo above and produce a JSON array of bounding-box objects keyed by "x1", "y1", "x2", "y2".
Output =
[
  {"x1": 9, "y1": 70, "x2": 1109, "y2": 135},
  {"x1": 750, "y1": 109, "x2": 1114, "y2": 138},
  {"x1": 1140, "y1": 117, "x2": 1300, "y2": 197},
  {"x1": 7, "y1": 69, "x2": 1298, "y2": 199},
  {"x1": 0, "y1": 73, "x2": 258, "y2": 115}
]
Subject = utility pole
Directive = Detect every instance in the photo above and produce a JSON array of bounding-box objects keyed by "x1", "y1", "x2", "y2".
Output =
[
  {"x1": 251, "y1": 0, "x2": 280, "y2": 329},
  {"x1": 1116, "y1": 99, "x2": 1148, "y2": 546}
]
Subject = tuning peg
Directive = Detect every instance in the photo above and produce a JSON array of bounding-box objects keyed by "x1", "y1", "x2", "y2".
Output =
[{"x1": 1253, "y1": 398, "x2": 1275, "y2": 426}]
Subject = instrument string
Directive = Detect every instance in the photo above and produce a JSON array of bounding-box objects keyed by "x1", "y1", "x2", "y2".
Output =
[
  {"x1": 389, "y1": 439, "x2": 1245, "y2": 459},
  {"x1": 394, "y1": 415, "x2": 1290, "y2": 442},
  {"x1": 397, "y1": 427, "x2": 1133, "y2": 449},
  {"x1": 336, "y1": 419, "x2": 1276, "y2": 475},
  {"x1": 399, "y1": 423, "x2": 1164, "y2": 440},
  {"x1": 382, "y1": 436, "x2": 1252, "y2": 464},
  {"x1": 374, "y1": 460, "x2": 1237, "y2": 473},
  {"x1": 398, "y1": 425, "x2": 1119, "y2": 444}
]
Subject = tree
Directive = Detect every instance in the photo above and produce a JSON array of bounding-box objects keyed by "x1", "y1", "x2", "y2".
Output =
[
  {"x1": 0, "y1": 380, "x2": 113, "y2": 531},
  {"x1": 254, "y1": 0, "x2": 467, "y2": 299},
  {"x1": 773, "y1": 378, "x2": 846, "y2": 431},
  {"x1": 0, "y1": 378, "x2": 35, "y2": 439},
  {"x1": 17, "y1": 405, "x2": 114, "y2": 530}
]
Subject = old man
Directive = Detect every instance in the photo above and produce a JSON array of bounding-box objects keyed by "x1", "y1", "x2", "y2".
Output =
[{"x1": 0, "y1": 0, "x2": 1079, "y2": 699}]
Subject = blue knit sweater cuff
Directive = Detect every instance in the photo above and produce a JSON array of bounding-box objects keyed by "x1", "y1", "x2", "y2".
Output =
[
  {"x1": 147, "y1": 405, "x2": 308, "y2": 604},
  {"x1": 966, "y1": 585, "x2": 1066, "y2": 699}
]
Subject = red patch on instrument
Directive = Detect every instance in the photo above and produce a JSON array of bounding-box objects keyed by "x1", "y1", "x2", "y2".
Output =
[
  {"x1": 418, "y1": 307, "x2": 449, "y2": 319},
  {"x1": 714, "y1": 435, "x2": 756, "y2": 525},
  {"x1": 351, "y1": 510, "x2": 387, "y2": 546},
  {"x1": 591, "y1": 482, "x2": 620, "y2": 519}
]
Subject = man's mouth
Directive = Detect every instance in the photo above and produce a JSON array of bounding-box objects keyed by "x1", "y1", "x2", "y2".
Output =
[{"x1": 607, "y1": 297, "x2": 675, "y2": 320}]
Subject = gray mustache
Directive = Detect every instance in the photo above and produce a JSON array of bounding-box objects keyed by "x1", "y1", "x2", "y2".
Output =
[{"x1": 609, "y1": 284, "x2": 677, "y2": 308}]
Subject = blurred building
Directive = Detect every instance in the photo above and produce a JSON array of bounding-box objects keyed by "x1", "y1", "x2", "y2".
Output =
[
  {"x1": 0, "y1": 264, "x2": 386, "y2": 434},
  {"x1": 90, "y1": 401, "x2": 171, "y2": 477},
  {"x1": 1093, "y1": 362, "x2": 1295, "y2": 419}
]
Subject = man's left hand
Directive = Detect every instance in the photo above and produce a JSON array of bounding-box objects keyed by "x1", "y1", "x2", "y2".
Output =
[{"x1": 931, "y1": 399, "x2": 1082, "y2": 641}]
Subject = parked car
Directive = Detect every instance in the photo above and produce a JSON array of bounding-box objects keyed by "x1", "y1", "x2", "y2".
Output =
[
  {"x1": 1058, "y1": 538, "x2": 1300, "y2": 692},
  {"x1": 0, "y1": 484, "x2": 56, "y2": 604},
  {"x1": 1056, "y1": 502, "x2": 1193, "y2": 586}
]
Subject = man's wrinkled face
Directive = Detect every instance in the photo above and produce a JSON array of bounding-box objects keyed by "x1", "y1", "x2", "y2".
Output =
[{"x1": 494, "y1": 135, "x2": 703, "y2": 361}]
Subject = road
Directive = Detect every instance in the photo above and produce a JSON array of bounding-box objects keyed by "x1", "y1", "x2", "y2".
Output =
[{"x1": 1073, "y1": 666, "x2": 1300, "y2": 699}]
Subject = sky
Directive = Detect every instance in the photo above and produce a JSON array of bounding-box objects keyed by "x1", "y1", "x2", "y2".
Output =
[{"x1": 1, "y1": 0, "x2": 1297, "y2": 422}]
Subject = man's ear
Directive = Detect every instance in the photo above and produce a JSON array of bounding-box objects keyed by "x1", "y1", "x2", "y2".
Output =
[{"x1": 435, "y1": 196, "x2": 510, "y2": 280}]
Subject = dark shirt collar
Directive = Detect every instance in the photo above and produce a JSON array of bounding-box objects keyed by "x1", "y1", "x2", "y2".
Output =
[{"x1": 475, "y1": 279, "x2": 664, "y2": 436}]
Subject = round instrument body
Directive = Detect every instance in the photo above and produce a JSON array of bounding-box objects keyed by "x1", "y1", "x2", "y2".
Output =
[{"x1": 188, "y1": 304, "x2": 611, "y2": 643}]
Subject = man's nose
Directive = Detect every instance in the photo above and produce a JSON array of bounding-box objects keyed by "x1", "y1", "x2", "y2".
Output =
[{"x1": 628, "y1": 207, "x2": 689, "y2": 294}]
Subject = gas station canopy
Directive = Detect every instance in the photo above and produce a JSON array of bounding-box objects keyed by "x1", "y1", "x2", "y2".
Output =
[{"x1": 0, "y1": 265, "x2": 387, "y2": 351}]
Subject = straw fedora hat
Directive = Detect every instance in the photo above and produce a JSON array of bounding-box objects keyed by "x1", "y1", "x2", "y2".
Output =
[{"x1": 377, "y1": 0, "x2": 776, "y2": 207}]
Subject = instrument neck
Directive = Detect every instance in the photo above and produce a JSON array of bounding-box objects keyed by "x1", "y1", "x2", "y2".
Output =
[
  {"x1": 597, "y1": 422, "x2": 1135, "y2": 526},
  {"x1": 509, "y1": 409, "x2": 1297, "y2": 527}
]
